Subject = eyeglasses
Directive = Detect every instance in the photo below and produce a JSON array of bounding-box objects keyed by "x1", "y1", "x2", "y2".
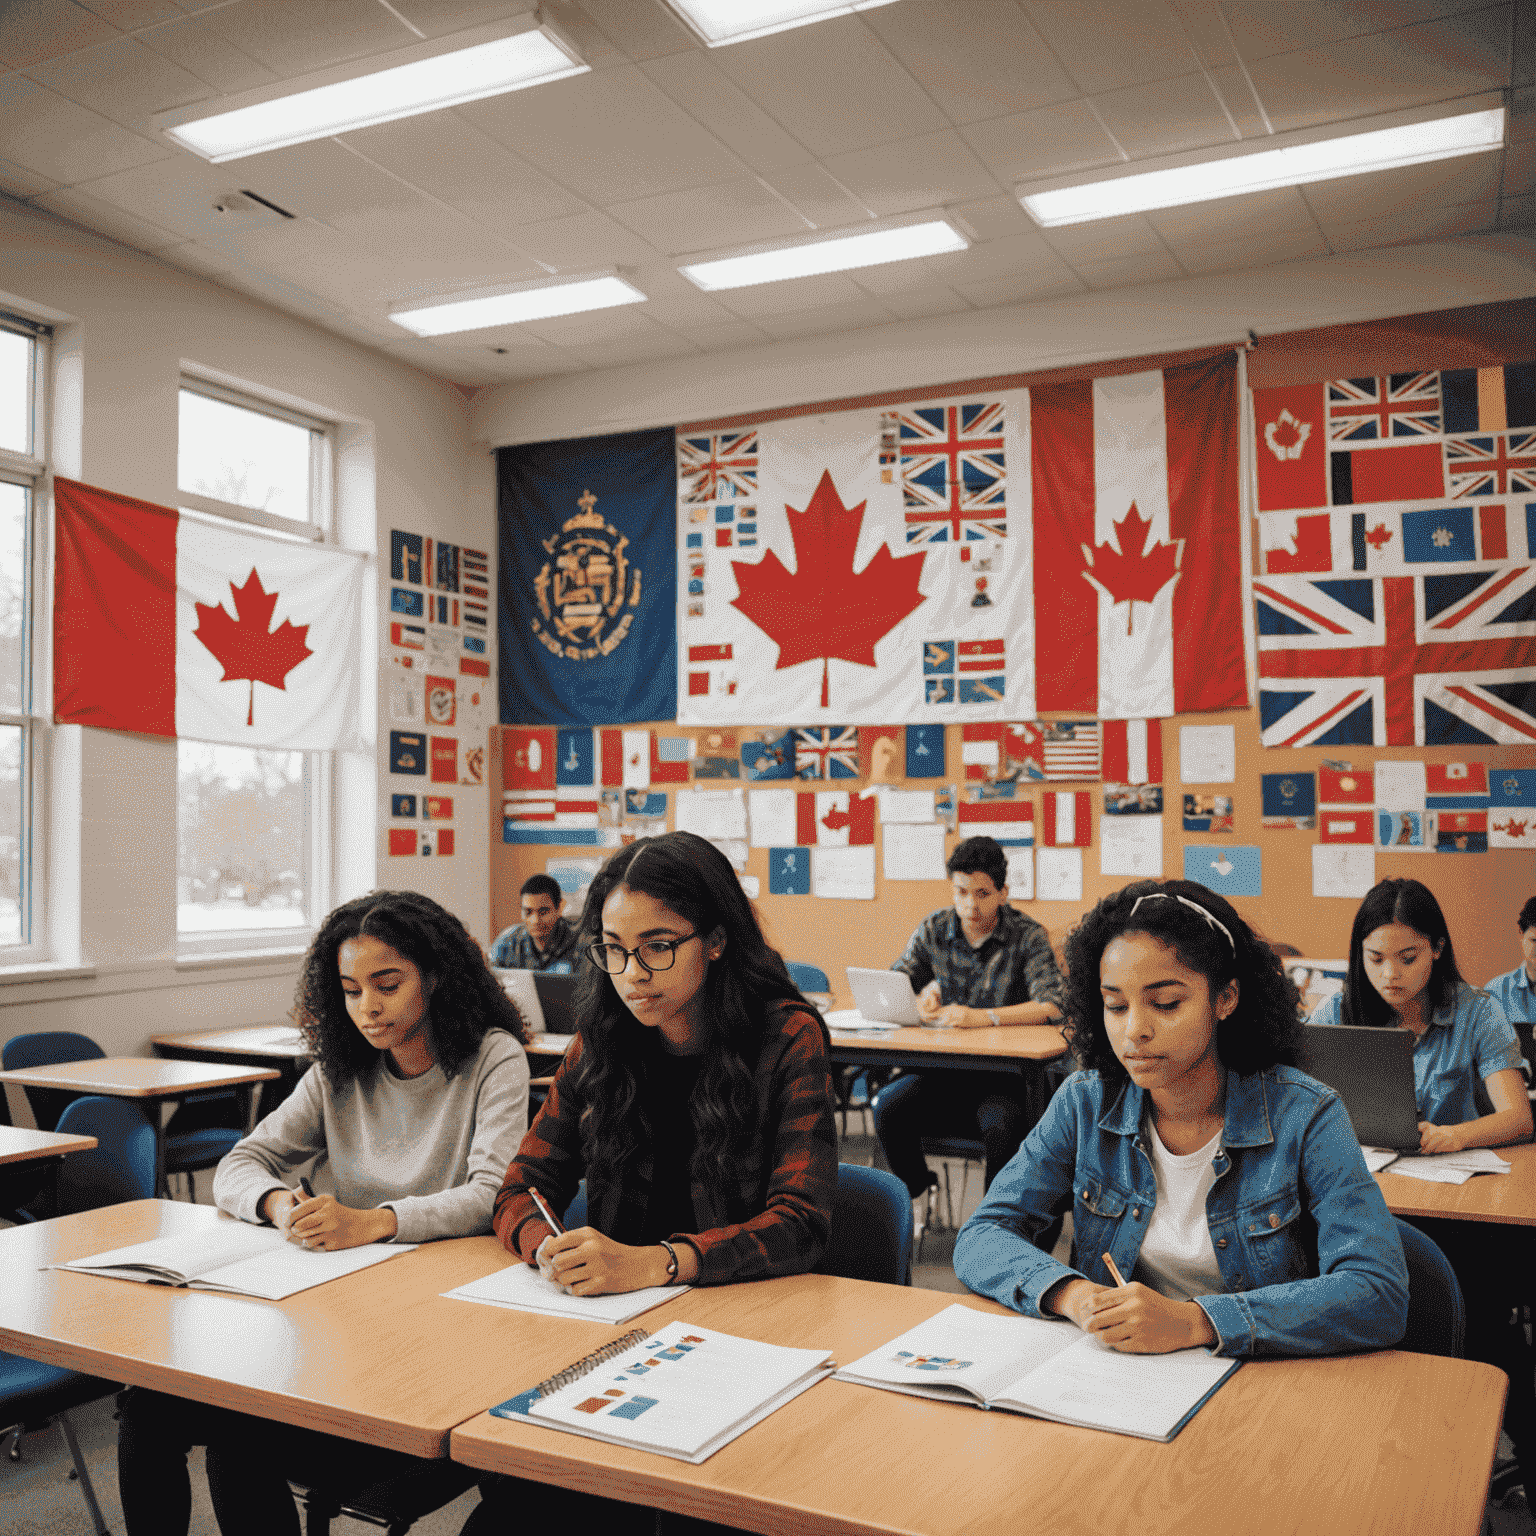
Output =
[{"x1": 587, "y1": 931, "x2": 703, "y2": 974}]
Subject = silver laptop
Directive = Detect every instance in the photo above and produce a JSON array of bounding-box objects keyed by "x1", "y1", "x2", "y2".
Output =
[
  {"x1": 846, "y1": 967, "x2": 925, "y2": 1026},
  {"x1": 1302, "y1": 1023, "x2": 1422, "y2": 1154}
]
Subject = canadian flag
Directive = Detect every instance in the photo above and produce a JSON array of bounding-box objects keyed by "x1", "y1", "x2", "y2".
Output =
[{"x1": 53, "y1": 479, "x2": 363, "y2": 750}]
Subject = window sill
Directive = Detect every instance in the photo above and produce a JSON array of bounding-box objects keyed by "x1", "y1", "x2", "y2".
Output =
[
  {"x1": 175, "y1": 947, "x2": 309, "y2": 972},
  {"x1": 0, "y1": 960, "x2": 97, "y2": 986}
]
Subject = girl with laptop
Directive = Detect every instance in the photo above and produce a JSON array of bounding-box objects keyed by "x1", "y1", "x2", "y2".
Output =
[
  {"x1": 955, "y1": 878, "x2": 1408, "y2": 1358},
  {"x1": 462, "y1": 831, "x2": 838, "y2": 1536},
  {"x1": 1310, "y1": 876, "x2": 1533, "y2": 1498}
]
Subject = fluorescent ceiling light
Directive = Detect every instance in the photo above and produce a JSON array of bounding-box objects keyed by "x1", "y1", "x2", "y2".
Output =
[
  {"x1": 664, "y1": 0, "x2": 897, "y2": 47},
  {"x1": 389, "y1": 276, "x2": 647, "y2": 336},
  {"x1": 1021, "y1": 107, "x2": 1505, "y2": 227},
  {"x1": 680, "y1": 218, "x2": 967, "y2": 291},
  {"x1": 159, "y1": 22, "x2": 586, "y2": 163}
]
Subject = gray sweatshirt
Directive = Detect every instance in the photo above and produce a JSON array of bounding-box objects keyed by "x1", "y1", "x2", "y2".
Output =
[{"x1": 212, "y1": 1028, "x2": 529, "y2": 1244}]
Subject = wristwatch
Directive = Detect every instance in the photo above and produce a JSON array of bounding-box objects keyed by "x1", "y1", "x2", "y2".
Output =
[{"x1": 988, "y1": 1008, "x2": 1001, "y2": 1027}]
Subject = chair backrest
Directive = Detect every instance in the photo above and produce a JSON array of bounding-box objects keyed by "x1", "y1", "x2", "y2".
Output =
[
  {"x1": 2, "y1": 1032, "x2": 106, "y2": 1132},
  {"x1": 52, "y1": 1096, "x2": 157, "y2": 1213},
  {"x1": 563, "y1": 1182, "x2": 587, "y2": 1230},
  {"x1": 814, "y1": 1163, "x2": 912, "y2": 1286},
  {"x1": 1394, "y1": 1217, "x2": 1465, "y2": 1359},
  {"x1": 785, "y1": 961, "x2": 831, "y2": 994}
]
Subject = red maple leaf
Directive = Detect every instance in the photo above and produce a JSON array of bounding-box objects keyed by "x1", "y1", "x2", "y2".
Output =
[
  {"x1": 1365, "y1": 522, "x2": 1394, "y2": 549},
  {"x1": 1081, "y1": 502, "x2": 1183, "y2": 634},
  {"x1": 193, "y1": 568, "x2": 313, "y2": 727},
  {"x1": 730, "y1": 470, "x2": 927, "y2": 708}
]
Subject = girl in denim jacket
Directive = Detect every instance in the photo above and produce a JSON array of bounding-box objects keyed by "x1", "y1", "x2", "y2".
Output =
[{"x1": 955, "y1": 879, "x2": 1408, "y2": 1357}]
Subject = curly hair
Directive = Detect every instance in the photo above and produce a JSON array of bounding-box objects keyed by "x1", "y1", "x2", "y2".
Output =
[
  {"x1": 293, "y1": 890, "x2": 530, "y2": 1090},
  {"x1": 567, "y1": 832, "x2": 818, "y2": 1197},
  {"x1": 1341, "y1": 877, "x2": 1464, "y2": 1029},
  {"x1": 1062, "y1": 878, "x2": 1303, "y2": 1080}
]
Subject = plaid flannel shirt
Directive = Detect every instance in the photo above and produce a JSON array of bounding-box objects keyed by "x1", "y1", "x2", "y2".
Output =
[
  {"x1": 493, "y1": 1002, "x2": 837, "y2": 1284},
  {"x1": 893, "y1": 904, "x2": 1065, "y2": 1013},
  {"x1": 488, "y1": 916, "x2": 582, "y2": 972}
]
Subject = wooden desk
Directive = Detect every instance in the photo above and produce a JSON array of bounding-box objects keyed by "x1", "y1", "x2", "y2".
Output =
[
  {"x1": 1377, "y1": 1141, "x2": 1536, "y2": 1226},
  {"x1": 0, "y1": 1124, "x2": 98, "y2": 1214},
  {"x1": 0, "y1": 1200, "x2": 614, "y2": 1458},
  {"x1": 151, "y1": 1025, "x2": 310, "y2": 1065},
  {"x1": 0, "y1": 1058, "x2": 279, "y2": 1194},
  {"x1": 451, "y1": 1278, "x2": 1504, "y2": 1536},
  {"x1": 526, "y1": 1033, "x2": 574, "y2": 1062}
]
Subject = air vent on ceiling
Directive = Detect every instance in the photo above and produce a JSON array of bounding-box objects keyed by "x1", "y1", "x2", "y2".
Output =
[{"x1": 210, "y1": 190, "x2": 296, "y2": 219}]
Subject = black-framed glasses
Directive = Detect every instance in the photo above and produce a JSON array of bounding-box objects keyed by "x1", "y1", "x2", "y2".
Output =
[{"x1": 587, "y1": 932, "x2": 703, "y2": 974}]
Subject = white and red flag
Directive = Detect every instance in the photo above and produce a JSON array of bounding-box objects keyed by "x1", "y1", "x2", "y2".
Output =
[
  {"x1": 1031, "y1": 356, "x2": 1247, "y2": 719},
  {"x1": 53, "y1": 478, "x2": 364, "y2": 750}
]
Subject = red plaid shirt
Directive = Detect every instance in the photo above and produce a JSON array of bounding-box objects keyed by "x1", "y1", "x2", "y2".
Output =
[{"x1": 493, "y1": 1002, "x2": 837, "y2": 1284}]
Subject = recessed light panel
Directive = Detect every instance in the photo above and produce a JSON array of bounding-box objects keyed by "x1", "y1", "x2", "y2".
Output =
[
  {"x1": 663, "y1": 0, "x2": 898, "y2": 47},
  {"x1": 680, "y1": 219, "x2": 967, "y2": 291},
  {"x1": 390, "y1": 276, "x2": 648, "y2": 337}
]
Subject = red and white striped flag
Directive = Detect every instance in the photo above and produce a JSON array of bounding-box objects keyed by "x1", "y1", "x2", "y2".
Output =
[
  {"x1": 1100, "y1": 719, "x2": 1162, "y2": 785},
  {"x1": 1042, "y1": 791, "x2": 1092, "y2": 847},
  {"x1": 1031, "y1": 356, "x2": 1247, "y2": 718}
]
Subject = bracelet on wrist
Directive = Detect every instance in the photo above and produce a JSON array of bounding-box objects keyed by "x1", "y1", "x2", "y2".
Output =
[{"x1": 659, "y1": 1239, "x2": 680, "y2": 1285}]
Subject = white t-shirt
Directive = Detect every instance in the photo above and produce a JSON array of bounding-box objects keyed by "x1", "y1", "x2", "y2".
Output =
[{"x1": 1133, "y1": 1120, "x2": 1224, "y2": 1302}]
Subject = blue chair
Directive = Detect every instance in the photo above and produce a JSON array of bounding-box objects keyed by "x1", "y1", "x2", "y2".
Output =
[
  {"x1": 815, "y1": 1163, "x2": 912, "y2": 1286},
  {"x1": 1394, "y1": 1217, "x2": 1465, "y2": 1359},
  {"x1": 51, "y1": 1096, "x2": 157, "y2": 1214},
  {"x1": 785, "y1": 961, "x2": 830, "y2": 994},
  {"x1": 0, "y1": 1354, "x2": 118, "y2": 1535},
  {"x1": 563, "y1": 1182, "x2": 588, "y2": 1229},
  {"x1": 2, "y1": 1031, "x2": 104, "y2": 1133}
]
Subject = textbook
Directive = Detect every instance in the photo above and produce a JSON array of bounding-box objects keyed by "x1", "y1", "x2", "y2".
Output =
[
  {"x1": 55, "y1": 1223, "x2": 414, "y2": 1300},
  {"x1": 490, "y1": 1320, "x2": 834, "y2": 1464},
  {"x1": 443, "y1": 1260, "x2": 686, "y2": 1325},
  {"x1": 836, "y1": 1302, "x2": 1239, "y2": 1442}
]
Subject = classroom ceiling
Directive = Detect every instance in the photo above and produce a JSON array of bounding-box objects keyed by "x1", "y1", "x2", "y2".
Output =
[{"x1": 1, "y1": 0, "x2": 1531, "y2": 391}]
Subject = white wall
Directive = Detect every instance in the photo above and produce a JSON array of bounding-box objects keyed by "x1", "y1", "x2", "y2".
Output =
[{"x1": 0, "y1": 197, "x2": 492, "y2": 1076}]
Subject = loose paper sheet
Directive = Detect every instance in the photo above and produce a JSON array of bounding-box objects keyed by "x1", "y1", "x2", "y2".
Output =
[
  {"x1": 1178, "y1": 725, "x2": 1235, "y2": 785},
  {"x1": 1099, "y1": 815, "x2": 1163, "y2": 877},
  {"x1": 1374, "y1": 761, "x2": 1426, "y2": 809},
  {"x1": 674, "y1": 787, "x2": 748, "y2": 841},
  {"x1": 622, "y1": 729, "x2": 650, "y2": 789},
  {"x1": 1006, "y1": 847, "x2": 1034, "y2": 900},
  {"x1": 882, "y1": 822, "x2": 947, "y2": 881},
  {"x1": 749, "y1": 788, "x2": 797, "y2": 848},
  {"x1": 812, "y1": 845, "x2": 876, "y2": 900},
  {"x1": 1036, "y1": 847, "x2": 1083, "y2": 902},
  {"x1": 1312, "y1": 844, "x2": 1375, "y2": 898},
  {"x1": 876, "y1": 788, "x2": 936, "y2": 824}
]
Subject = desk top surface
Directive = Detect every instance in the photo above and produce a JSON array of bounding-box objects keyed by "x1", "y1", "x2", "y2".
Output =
[
  {"x1": 151, "y1": 1026, "x2": 310, "y2": 1060},
  {"x1": 1376, "y1": 1140, "x2": 1536, "y2": 1225},
  {"x1": 451, "y1": 1277, "x2": 1503, "y2": 1536},
  {"x1": 0, "y1": 1125, "x2": 98, "y2": 1164},
  {"x1": 825, "y1": 1020, "x2": 1068, "y2": 1061},
  {"x1": 0, "y1": 1057, "x2": 278, "y2": 1095}
]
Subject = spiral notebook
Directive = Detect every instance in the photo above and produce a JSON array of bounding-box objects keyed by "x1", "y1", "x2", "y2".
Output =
[{"x1": 490, "y1": 1320, "x2": 835, "y2": 1464}]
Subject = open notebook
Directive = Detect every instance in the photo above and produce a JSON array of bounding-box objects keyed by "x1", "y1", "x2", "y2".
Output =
[
  {"x1": 491, "y1": 1320, "x2": 834, "y2": 1464},
  {"x1": 836, "y1": 1302, "x2": 1238, "y2": 1442},
  {"x1": 443, "y1": 1259, "x2": 686, "y2": 1326},
  {"x1": 55, "y1": 1223, "x2": 414, "y2": 1300}
]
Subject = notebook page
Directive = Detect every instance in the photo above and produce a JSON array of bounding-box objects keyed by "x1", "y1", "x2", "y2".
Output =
[
  {"x1": 191, "y1": 1239, "x2": 415, "y2": 1300},
  {"x1": 58, "y1": 1224, "x2": 290, "y2": 1282},
  {"x1": 443, "y1": 1260, "x2": 685, "y2": 1326}
]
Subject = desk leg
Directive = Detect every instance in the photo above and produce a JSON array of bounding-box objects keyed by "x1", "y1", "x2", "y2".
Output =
[
  {"x1": 42, "y1": 1155, "x2": 61, "y2": 1219},
  {"x1": 244, "y1": 1081, "x2": 265, "y2": 1134},
  {"x1": 155, "y1": 1100, "x2": 175, "y2": 1199}
]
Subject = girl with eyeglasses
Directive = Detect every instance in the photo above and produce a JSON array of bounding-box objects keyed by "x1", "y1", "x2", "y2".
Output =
[
  {"x1": 955, "y1": 879, "x2": 1408, "y2": 1358},
  {"x1": 462, "y1": 832, "x2": 837, "y2": 1536}
]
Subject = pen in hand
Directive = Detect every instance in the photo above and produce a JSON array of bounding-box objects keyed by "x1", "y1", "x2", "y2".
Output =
[
  {"x1": 1102, "y1": 1253, "x2": 1128, "y2": 1288},
  {"x1": 528, "y1": 1187, "x2": 565, "y2": 1235}
]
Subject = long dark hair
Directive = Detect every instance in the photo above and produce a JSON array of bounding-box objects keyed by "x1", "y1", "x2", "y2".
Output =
[
  {"x1": 570, "y1": 832, "x2": 817, "y2": 1195},
  {"x1": 1341, "y1": 877, "x2": 1463, "y2": 1028},
  {"x1": 294, "y1": 890, "x2": 530, "y2": 1090},
  {"x1": 1062, "y1": 879, "x2": 1303, "y2": 1079}
]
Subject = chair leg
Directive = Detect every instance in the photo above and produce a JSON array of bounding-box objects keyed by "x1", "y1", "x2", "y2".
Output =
[
  {"x1": 55, "y1": 1410, "x2": 110, "y2": 1536},
  {"x1": 1, "y1": 1421, "x2": 21, "y2": 1462}
]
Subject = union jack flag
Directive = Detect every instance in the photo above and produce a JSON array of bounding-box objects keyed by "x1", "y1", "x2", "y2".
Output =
[
  {"x1": 677, "y1": 431, "x2": 758, "y2": 504},
  {"x1": 893, "y1": 401, "x2": 1007, "y2": 544},
  {"x1": 1444, "y1": 431, "x2": 1536, "y2": 497},
  {"x1": 1328, "y1": 373, "x2": 1442, "y2": 442},
  {"x1": 793, "y1": 725, "x2": 859, "y2": 779},
  {"x1": 1256, "y1": 571, "x2": 1536, "y2": 746}
]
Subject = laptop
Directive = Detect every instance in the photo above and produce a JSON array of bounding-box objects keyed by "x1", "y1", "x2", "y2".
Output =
[
  {"x1": 846, "y1": 968, "x2": 926, "y2": 1027},
  {"x1": 1302, "y1": 1023, "x2": 1422, "y2": 1154},
  {"x1": 532, "y1": 970, "x2": 579, "y2": 1037}
]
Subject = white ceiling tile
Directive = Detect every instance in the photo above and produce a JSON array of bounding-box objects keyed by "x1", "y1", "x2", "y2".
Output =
[
  {"x1": 1071, "y1": 249, "x2": 1187, "y2": 289},
  {"x1": 459, "y1": 64, "x2": 745, "y2": 204},
  {"x1": 1166, "y1": 226, "x2": 1330, "y2": 275},
  {"x1": 135, "y1": 13, "x2": 277, "y2": 94},
  {"x1": 570, "y1": 0, "x2": 696, "y2": 59},
  {"x1": 513, "y1": 208, "x2": 665, "y2": 268},
  {"x1": 1505, "y1": 139, "x2": 1535, "y2": 198},
  {"x1": 1220, "y1": 0, "x2": 1479, "y2": 61},
  {"x1": 609, "y1": 175, "x2": 809, "y2": 255},
  {"x1": 639, "y1": 52, "x2": 812, "y2": 174},
  {"x1": 876, "y1": 285, "x2": 972, "y2": 322},
  {"x1": 33, "y1": 183, "x2": 184, "y2": 250},
  {"x1": 27, "y1": 35, "x2": 217, "y2": 129},
  {"x1": 517, "y1": 303, "x2": 668, "y2": 346},
  {"x1": 1089, "y1": 74, "x2": 1242, "y2": 158},
  {"x1": 154, "y1": 239, "x2": 235, "y2": 278},
  {"x1": 191, "y1": 0, "x2": 413, "y2": 77},
  {"x1": 0, "y1": 78, "x2": 167, "y2": 182},
  {"x1": 1022, "y1": 0, "x2": 1202, "y2": 92},
  {"x1": 1300, "y1": 151, "x2": 1502, "y2": 226},
  {"x1": 342, "y1": 113, "x2": 590, "y2": 228},
  {"x1": 78, "y1": 0, "x2": 183, "y2": 25},
  {"x1": 1246, "y1": 10, "x2": 1510, "y2": 133},
  {"x1": 758, "y1": 164, "x2": 869, "y2": 226},
  {"x1": 949, "y1": 194, "x2": 1036, "y2": 241},
  {"x1": 0, "y1": 155, "x2": 60, "y2": 198},
  {"x1": 678, "y1": 319, "x2": 773, "y2": 352},
  {"x1": 380, "y1": 0, "x2": 539, "y2": 39},
  {"x1": 847, "y1": 255, "x2": 952, "y2": 296},
  {"x1": 0, "y1": 0, "x2": 118, "y2": 70},
  {"x1": 709, "y1": 15, "x2": 949, "y2": 158},
  {"x1": 69, "y1": 155, "x2": 291, "y2": 240},
  {"x1": 1039, "y1": 212, "x2": 1167, "y2": 263},
  {"x1": 1159, "y1": 0, "x2": 1239, "y2": 68},
  {"x1": 926, "y1": 228, "x2": 1080, "y2": 285},
  {"x1": 862, "y1": 0, "x2": 1080, "y2": 124},
  {"x1": 713, "y1": 271, "x2": 870, "y2": 318},
  {"x1": 752, "y1": 296, "x2": 897, "y2": 341},
  {"x1": 960, "y1": 100, "x2": 1122, "y2": 184},
  {"x1": 1145, "y1": 184, "x2": 1319, "y2": 245},
  {"x1": 951, "y1": 270, "x2": 1084, "y2": 308},
  {"x1": 1323, "y1": 197, "x2": 1498, "y2": 252},
  {"x1": 567, "y1": 329, "x2": 700, "y2": 369},
  {"x1": 821, "y1": 130, "x2": 1002, "y2": 218},
  {"x1": 640, "y1": 290, "x2": 740, "y2": 328},
  {"x1": 1203, "y1": 64, "x2": 1275, "y2": 139}
]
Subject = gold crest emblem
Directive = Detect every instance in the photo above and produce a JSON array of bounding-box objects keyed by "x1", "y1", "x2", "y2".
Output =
[{"x1": 531, "y1": 490, "x2": 643, "y2": 661}]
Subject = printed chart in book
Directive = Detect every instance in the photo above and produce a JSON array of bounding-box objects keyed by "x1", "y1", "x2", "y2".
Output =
[
  {"x1": 443, "y1": 1259, "x2": 687, "y2": 1326},
  {"x1": 491, "y1": 1320, "x2": 834, "y2": 1464},
  {"x1": 836, "y1": 1302, "x2": 1238, "y2": 1442},
  {"x1": 55, "y1": 1223, "x2": 414, "y2": 1301}
]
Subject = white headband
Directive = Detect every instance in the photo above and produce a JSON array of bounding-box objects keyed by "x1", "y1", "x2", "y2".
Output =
[{"x1": 1128, "y1": 892, "x2": 1236, "y2": 955}]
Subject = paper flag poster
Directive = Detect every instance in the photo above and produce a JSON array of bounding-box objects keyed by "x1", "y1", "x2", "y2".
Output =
[
  {"x1": 1377, "y1": 809, "x2": 1432, "y2": 850},
  {"x1": 1261, "y1": 773, "x2": 1316, "y2": 828},
  {"x1": 1320, "y1": 809, "x2": 1374, "y2": 843},
  {"x1": 1319, "y1": 766, "x2": 1373, "y2": 805},
  {"x1": 768, "y1": 847, "x2": 811, "y2": 895},
  {"x1": 1435, "y1": 810, "x2": 1487, "y2": 852},
  {"x1": 1100, "y1": 816, "x2": 1163, "y2": 877},
  {"x1": 1036, "y1": 847, "x2": 1084, "y2": 902},
  {"x1": 1043, "y1": 791, "x2": 1092, "y2": 847},
  {"x1": 390, "y1": 730, "x2": 427, "y2": 776},
  {"x1": 883, "y1": 822, "x2": 948, "y2": 881},
  {"x1": 1183, "y1": 793, "x2": 1233, "y2": 833},
  {"x1": 1184, "y1": 844, "x2": 1262, "y2": 896},
  {"x1": 804, "y1": 790, "x2": 876, "y2": 847},
  {"x1": 1490, "y1": 773, "x2": 1536, "y2": 847},
  {"x1": 861, "y1": 727, "x2": 903, "y2": 782},
  {"x1": 1426, "y1": 762, "x2": 1489, "y2": 809},
  {"x1": 956, "y1": 798, "x2": 1034, "y2": 846},
  {"x1": 622, "y1": 729, "x2": 651, "y2": 789},
  {"x1": 743, "y1": 730, "x2": 797, "y2": 781},
  {"x1": 1100, "y1": 719, "x2": 1162, "y2": 786},
  {"x1": 556, "y1": 728, "x2": 595, "y2": 787},
  {"x1": 1314, "y1": 844, "x2": 1376, "y2": 898},
  {"x1": 652, "y1": 734, "x2": 692, "y2": 783},
  {"x1": 504, "y1": 727, "x2": 555, "y2": 790},
  {"x1": 906, "y1": 723, "x2": 945, "y2": 778}
]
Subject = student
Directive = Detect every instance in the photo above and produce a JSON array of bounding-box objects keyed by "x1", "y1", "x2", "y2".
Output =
[
  {"x1": 954, "y1": 879, "x2": 1408, "y2": 1357},
  {"x1": 1486, "y1": 894, "x2": 1536, "y2": 1030},
  {"x1": 1310, "y1": 877, "x2": 1535, "y2": 1493},
  {"x1": 461, "y1": 831, "x2": 837, "y2": 1536},
  {"x1": 873, "y1": 835, "x2": 1064, "y2": 1224},
  {"x1": 116, "y1": 890, "x2": 532, "y2": 1536},
  {"x1": 488, "y1": 872, "x2": 580, "y2": 971}
]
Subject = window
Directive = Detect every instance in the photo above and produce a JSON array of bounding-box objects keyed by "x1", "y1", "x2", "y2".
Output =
[
  {"x1": 0, "y1": 315, "x2": 46, "y2": 955},
  {"x1": 176, "y1": 382, "x2": 334, "y2": 952}
]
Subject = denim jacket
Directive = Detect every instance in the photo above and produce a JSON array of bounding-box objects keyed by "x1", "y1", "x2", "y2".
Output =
[{"x1": 954, "y1": 1066, "x2": 1408, "y2": 1358}]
